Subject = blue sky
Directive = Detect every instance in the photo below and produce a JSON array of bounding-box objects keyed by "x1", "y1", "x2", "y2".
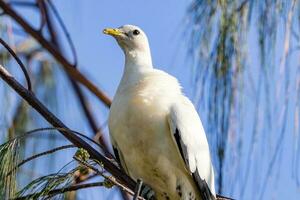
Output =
[{"x1": 1, "y1": 1, "x2": 299, "y2": 199}]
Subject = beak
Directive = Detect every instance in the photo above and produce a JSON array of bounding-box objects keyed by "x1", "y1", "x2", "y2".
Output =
[{"x1": 103, "y1": 28, "x2": 122, "y2": 37}]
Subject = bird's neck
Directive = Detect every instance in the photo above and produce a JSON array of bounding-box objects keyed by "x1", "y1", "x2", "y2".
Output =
[
  {"x1": 125, "y1": 49, "x2": 152, "y2": 70},
  {"x1": 122, "y1": 49, "x2": 153, "y2": 80}
]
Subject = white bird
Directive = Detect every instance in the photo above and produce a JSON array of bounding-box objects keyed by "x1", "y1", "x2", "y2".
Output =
[{"x1": 104, "y1": 25, "x2": 216, "y2": 200}]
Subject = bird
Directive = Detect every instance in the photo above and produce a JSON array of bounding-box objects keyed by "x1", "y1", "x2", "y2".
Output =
[{"x1": 104, "y1": 25, "x2": 218, "y2": 200}]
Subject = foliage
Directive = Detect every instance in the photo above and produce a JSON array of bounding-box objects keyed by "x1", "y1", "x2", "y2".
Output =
[
  {"x1": 187, "y1": 0, "x2": 300, "y2": 199},
  {"x1": 0, "y1": 139, "x2": 19, "y2": 199},
  {"x1": 15, "y1": 164, "x2": 79, "y2": 199}
]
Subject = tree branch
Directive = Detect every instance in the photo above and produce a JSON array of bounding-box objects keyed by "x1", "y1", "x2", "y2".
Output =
[
  {"x1": 0, "y1": 1, "x2": 112, "y2": 107},
  {"x1": 0, "y1": 64, "x2": 136, "y2": 191}
]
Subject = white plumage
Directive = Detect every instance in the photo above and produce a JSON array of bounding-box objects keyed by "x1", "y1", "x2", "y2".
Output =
[{"x1": 104, "y1": 25, "x2": 216, "y2": 200}]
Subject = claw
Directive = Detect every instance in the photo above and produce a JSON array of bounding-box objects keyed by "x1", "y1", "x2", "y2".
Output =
[{"x1": 140, "y1": 184, "x2": 156, "y2": 200}]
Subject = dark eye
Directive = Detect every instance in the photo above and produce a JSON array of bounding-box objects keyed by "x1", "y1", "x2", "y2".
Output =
[{"x1": 133, "y1": 29, "x2": 140, "y2": 35}]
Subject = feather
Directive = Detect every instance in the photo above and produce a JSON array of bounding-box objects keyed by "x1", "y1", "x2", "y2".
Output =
[{"x1": 168, "y1": 97, "x2": 216, "y2": 199}]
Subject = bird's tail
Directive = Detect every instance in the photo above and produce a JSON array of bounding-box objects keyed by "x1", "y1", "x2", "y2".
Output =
[{"x1": 216, "y1": 194, "x2": 234, "y2": 200}]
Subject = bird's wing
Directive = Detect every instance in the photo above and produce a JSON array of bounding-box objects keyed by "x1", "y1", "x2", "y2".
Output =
[
  {"x1": 168, "y1": 96, "x2": 215, "y2": 200},
  {"x1": 111, "y1": 139, "x2": 130, "y2": 175}
]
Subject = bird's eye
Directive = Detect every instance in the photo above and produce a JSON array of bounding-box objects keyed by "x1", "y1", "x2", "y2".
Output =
[{"x1": 133, "y1": 29, "x2": 140, "y2": 36}]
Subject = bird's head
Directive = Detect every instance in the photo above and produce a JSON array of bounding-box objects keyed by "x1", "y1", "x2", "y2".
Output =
[{"x1": 103, "y1": 25, "x2": 150, "y2": 55}]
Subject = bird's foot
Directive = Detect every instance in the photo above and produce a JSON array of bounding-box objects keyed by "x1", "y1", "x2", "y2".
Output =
[{"x1": 140, "y1": 184, "x2": 156, "y2": 200}]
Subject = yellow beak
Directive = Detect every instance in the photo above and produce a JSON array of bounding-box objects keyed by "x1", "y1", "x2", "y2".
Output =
[{"x1": 103, "y1": 28, "x2": 122, "y2": 36}]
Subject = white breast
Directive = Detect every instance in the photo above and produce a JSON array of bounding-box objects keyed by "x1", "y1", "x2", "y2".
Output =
[{"x1": 109, "y1": 70, "x2": 203, "y2": 200}]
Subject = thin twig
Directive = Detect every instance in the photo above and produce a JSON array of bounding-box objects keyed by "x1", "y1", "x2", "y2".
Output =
[
  {"x1": 235, "y1": 0, "x2": 248, "y2": 12},
  {"x1": 8, "y1": 1, "x2": 38, "y2": 8},
  {"x1": 36, "y1": 0, "x2": 47, "y2": 31},
  {"x1": 73, "y1": 157, "x2": 145, "y2": 200},
  {"x1": 133, "y1": 179, "x2": 143, "y2": 200},
  {"x1": 46, "y1": 0, "x2": 78, "y2": 67},
  {"x1": 0, "y1": 38, "x2": 32, "y2": 91},
  {"x1": 13, "y1": 182, "x2": 105, "y2": 200},
  {"x1": 4, "y1": 127, "x2": 115, "y2": 162},
  {"x1": 8, "y1": 145, "x2": 76, "y2": 176}
]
